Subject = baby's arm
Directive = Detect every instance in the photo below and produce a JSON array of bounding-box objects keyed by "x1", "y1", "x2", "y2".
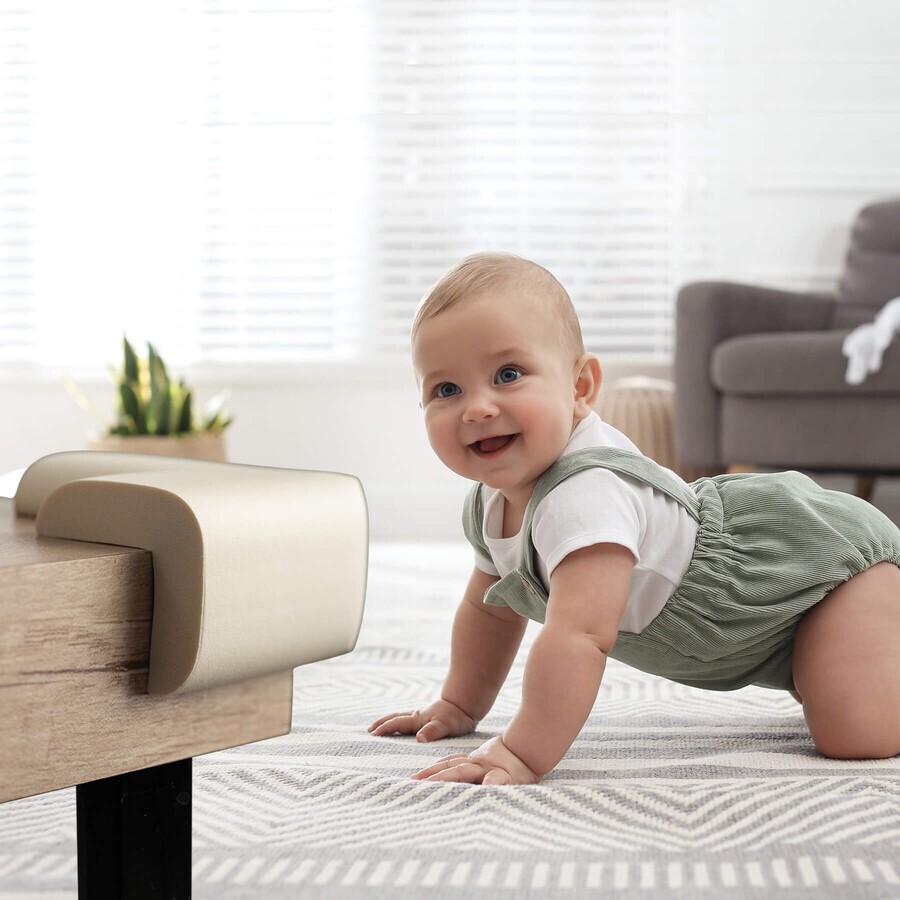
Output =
[
  {"x1": 369, "y1": 565, "x2": 528, "y2": 740},
  {"x1": 413, "y1": 542, "x2": 633, "y2": 784},
  {"x1": 502, "y1": 543, "x2": 633, "y2": 776}
]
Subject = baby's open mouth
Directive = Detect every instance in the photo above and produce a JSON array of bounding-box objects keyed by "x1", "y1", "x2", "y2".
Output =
[{"x1": 471, "y1": 434, "x2": 518, "y2": 456}]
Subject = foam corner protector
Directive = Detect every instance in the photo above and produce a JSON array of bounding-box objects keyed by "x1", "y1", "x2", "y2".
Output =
[{"x1": 20, "y1": 452, "x2": 368, "y2": 695}]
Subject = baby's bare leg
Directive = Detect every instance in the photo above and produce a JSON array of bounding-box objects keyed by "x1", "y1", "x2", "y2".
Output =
[{"x1": 792, "y1": 561, "x2": 900, "y2": 759}]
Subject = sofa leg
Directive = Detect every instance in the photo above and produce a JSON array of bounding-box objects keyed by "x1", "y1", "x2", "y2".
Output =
[
  {"x1": 726, "y1": 463, "x2": 757, "y2": 474},
  {"x1": 76, "y1": 758, "x2": 192, "y2": 899},
  {"x1": 855, "y1": 475, "x2": 876, "y2": 502}
]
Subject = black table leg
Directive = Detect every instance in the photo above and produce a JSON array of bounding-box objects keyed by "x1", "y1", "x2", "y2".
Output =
[{"x1": 76, "y1": 757, "x2": 192, "y2": 900}]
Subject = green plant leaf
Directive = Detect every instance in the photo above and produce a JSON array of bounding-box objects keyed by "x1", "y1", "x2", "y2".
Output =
[
  {"x1": 145, "y1": 401, "x2": 157, "y2": 434},
  {"x1": 201, "y1": 391, "x2": 231, "y2": 430},
  {"x1": 204, "y1": 411, "x2": 235, "y2": 432},
  {"x1": 177, "y1": 390, "x2": 192, "y2": 434},
  {"x1": 120, "y1": 381, "x2": 144, "y2": 433},
  {"x1": 147, "y1": 342, "x2": 170, "y2": 387},
  {"x1": 66, "y1": 336, "x2": 233, "y2": 439},
  {"x1": 123, "y1": 335, "x2": 139, "y2": 383},
  {"x1": 148, "y1": 350, "x2": 169, "y2": 420},
  {"x1": 157, "y1": 388, "x2": 171, "y2": 435},
  {"x1": 146, "y1": 385, "x2": 167, "y2": 435},
  {"x1": 170, "y1": 383, "x2": 190, "y2": 433}
]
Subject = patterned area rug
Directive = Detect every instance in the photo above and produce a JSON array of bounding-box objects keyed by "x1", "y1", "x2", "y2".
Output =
[{"x1": 2, "y1": 541, "x2": 900, "y2": 899}]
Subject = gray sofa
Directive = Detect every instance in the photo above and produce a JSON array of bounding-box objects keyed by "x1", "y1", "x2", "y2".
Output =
[{"x1": 674, "y1": 197, "x2": 900, "y2": 497}]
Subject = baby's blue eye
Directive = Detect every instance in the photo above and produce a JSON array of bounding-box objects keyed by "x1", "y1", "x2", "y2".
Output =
[
  {"x1": 497, "y1": 366, "x2": 522, "y2": 384},
  {"x1": 436, "y1": 382, "x2": 460, "y2": 398}
]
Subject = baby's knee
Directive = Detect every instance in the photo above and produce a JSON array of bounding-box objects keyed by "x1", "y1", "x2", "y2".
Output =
[
  {"x1": 804, "y1": 699, "x2": 900, "y2": 760},
  {"x1": 812, "y1": 729, "x2": 899, "y2": 760}
]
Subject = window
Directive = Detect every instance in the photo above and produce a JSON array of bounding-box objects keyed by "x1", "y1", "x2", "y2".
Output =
[{"x1": 1, "y1": 1, "x2": 718, "y2": 373}]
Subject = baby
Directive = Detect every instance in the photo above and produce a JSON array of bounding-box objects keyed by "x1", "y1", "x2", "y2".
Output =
[{"x1": 369, "y1": 251, "x2": 900, "y2": 784}]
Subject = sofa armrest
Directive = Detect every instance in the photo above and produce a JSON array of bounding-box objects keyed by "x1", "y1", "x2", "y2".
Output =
[{"x1": 673, "y1": 281, "x2": 836, "y2": 468}]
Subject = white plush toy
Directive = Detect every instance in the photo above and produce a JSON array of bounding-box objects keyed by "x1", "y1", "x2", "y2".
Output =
[{"x1": 842, "y1": 296, "x2": 900, "y2": 385}]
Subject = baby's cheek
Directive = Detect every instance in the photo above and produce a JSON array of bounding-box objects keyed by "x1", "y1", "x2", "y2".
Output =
[{"x1": 423, "y1": 418, "x2": 456, "y2": 459}]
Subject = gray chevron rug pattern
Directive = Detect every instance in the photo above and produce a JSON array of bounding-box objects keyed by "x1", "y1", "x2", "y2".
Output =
[{"x1": 2, "y1": 541, "x2": 900, "y2": 899}]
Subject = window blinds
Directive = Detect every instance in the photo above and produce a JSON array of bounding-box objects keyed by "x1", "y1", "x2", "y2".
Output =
[
  {"x1": 0, "y1": 1, "x2": 717, "y2": 370},
  {"x1": 1, "y1": 7, "x2": 34, "y2": 364},
  {"x1": 372, "y1": 1, "x2": 717, "y2": 362}
]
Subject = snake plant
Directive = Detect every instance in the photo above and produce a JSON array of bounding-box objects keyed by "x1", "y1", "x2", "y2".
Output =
[{"x1": 65, "y1": 335, "x2": 234, "y2": 437}]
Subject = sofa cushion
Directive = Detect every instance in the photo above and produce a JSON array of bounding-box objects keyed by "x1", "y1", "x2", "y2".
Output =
[
  {"x1": 831, "y1": 301, "x2": 883, "y2": 330},
  {"x1": 711, "y1": 329, "x2": 900, "y2": 396},
  {"x1": 720, "y1": 394, "x2": 900, "y2": 471},
  {"x1": 838, "y1": 198, "x2": 900, "y2": 307}
]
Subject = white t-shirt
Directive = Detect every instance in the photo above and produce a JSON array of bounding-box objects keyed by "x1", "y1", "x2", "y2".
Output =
[{"x1": 472, "y1": 411, "x2": 700, "y2": 633}]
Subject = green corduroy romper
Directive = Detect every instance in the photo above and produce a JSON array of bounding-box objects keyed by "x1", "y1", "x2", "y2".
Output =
[{"x1": 462, "y1": 446, "x2": 900, "y2": 692}]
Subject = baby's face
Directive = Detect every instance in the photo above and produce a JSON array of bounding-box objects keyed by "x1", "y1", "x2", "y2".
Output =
[{"x1": 413, "y1": 283, "x2": 583, "y2": 511}]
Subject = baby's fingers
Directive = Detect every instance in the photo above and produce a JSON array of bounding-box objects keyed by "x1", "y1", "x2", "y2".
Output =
[
  {"x1": 415, "y1": 718, "x2": 453, "y2": 742},
  {"x1": 411, "y1": 753, "x2": 471, "y2": 780},
  {"x1": 482, "y1": 768, "x2": 512, "y2": 786},
  {"x1": 416, "y1": 760, "x2": 486, "y2": 784},
  {"x1": 368, "y1": 712, "x2": 417, "y2": 735}
]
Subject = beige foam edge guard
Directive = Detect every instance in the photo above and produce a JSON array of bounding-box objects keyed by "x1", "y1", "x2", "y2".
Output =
[{"x1": 16, "y1": 452, "x2": 369, "y2": 696}]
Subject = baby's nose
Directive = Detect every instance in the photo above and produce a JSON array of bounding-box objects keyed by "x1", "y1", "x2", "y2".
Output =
[{"x1": 462, "y1": 390, "x2": 500, "y2": 422}]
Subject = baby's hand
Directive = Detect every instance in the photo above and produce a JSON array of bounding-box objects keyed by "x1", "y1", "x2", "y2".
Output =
[
  {"x1": 368, "y1": 698, "x2": 478, "y2": 742},
  {"x1": 411, "y1": 735, "x2": 541, "y2": 786}
]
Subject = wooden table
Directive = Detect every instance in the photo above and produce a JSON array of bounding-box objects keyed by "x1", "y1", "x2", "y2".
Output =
[{"x1": 0, "y1": 497, "x2": 294, "y2": 898}]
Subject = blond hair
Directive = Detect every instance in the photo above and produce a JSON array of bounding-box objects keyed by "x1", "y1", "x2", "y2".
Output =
[{"x1": 410, "y1": 251, "x2": 585, "y2": 364}]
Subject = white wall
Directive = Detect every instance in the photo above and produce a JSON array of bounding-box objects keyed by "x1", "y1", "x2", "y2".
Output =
[
  {"x1": 3, "y1": 0, "x2": 900, "y2": 538},
  {"x1": 713, "y1": 0, "x2": 900, "y2": 290}
]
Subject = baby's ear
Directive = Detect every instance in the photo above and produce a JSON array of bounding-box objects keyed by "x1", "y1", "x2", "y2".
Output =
[{"x1": 573, "y1": 353, "x2": 602, "y2": 416}]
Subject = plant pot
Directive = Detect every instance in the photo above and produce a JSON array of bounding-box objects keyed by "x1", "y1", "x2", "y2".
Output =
[{"x1": 86, "y1": 431, "x2": 227, "y2": 462}]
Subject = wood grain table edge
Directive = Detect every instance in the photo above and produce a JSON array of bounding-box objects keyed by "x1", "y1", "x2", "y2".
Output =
[{"x1": 1, "y1": 498, "x2": 294, "y2": 803}]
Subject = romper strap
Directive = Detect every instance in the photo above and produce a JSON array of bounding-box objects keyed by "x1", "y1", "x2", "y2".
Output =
[
  {"x1": 531, "y1": 447, "x2": 700, "y2": 520},
  {"x1": 462, "y1": 445, "x2": 700, "y2": 574},
  {"x1": 517, "y1": 446, "x2": 701, "y2": 580},
  {"x1": 462, "y1": 481, "x2": 491, "y2": 562}
]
